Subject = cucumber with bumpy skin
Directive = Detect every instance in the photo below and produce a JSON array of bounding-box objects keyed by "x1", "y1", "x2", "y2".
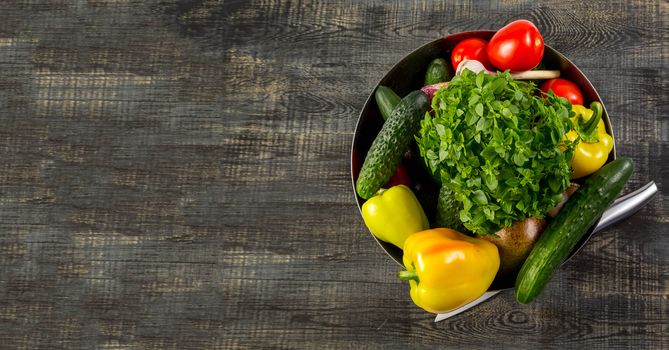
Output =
[
  {"x1": 375, "y1": 85, "x2": 401, "y2": 121},
  {"x1": 424, "y1": 58, "x2": 451, "y2": 86},
  {"x1": 435, "y1": 185, "x2": 466, "y2": 232},
  {"x1": 514, "y1": 157, "x2": 634, "y2": 304},
  {"x1": 356, "y1": 90, "x2": 429, "y2": 199}
]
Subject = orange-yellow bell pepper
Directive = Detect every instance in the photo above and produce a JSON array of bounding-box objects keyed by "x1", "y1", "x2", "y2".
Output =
[
  {"x1": 398, "y1": 228, "x2": 500, "y2": 313},
  {"x1": 566, "y1": 102, "x2": 614, "y2": 179}
]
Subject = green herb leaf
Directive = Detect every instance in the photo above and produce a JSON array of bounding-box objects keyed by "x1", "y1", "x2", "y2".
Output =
[
  {"x1": 416, "y1": 71, "x2": 574, "y2": 235},
  {"x1": 475, "y1": 103, "x2": 484, "y2": 117},
  {"x1": 476, "y1": 72, "x2": 484, "y2": 88}
]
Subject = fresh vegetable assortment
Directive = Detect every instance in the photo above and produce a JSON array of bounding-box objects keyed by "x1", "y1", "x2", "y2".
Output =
[{"x1": 355, "y1": 19, "x2": 626, "y2": 314}]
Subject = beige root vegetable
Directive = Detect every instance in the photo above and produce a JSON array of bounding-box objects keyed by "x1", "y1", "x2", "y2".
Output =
[
  {"x1": 482, "y1": 217, "x2": 547, "y2": 278},
  {"x1": 481, "y1": 183, "x2": 580, "y2": 277}
]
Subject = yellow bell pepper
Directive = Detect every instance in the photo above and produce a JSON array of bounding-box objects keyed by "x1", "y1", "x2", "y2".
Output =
[
  {"x1": 566, "y1": 102, "x2": 614, "y2": 179},
  {"x1": 361, "y1": 185, "x2": 429, "y2": 249},
  {"x1": 398, "y1": 228, "x2": 500, "y2": 313}
]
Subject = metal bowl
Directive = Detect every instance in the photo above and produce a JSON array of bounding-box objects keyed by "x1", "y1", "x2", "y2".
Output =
[{"x1": 351, "y1": 30, "x2": 616, "y2": 291}]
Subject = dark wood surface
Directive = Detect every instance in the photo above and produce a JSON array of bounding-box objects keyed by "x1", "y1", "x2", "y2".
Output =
[{"x1": 0, "y1": 1, "x2": 666, "y2": 349}]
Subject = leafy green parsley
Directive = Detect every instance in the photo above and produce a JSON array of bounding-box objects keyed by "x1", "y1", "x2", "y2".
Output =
[{"x1": 417, "y1": 70, "x2": 576, "y2": 235}]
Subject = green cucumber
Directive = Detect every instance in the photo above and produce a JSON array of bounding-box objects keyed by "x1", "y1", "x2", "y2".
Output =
[
  {"x1": 375, "y1": 85, "x2": 401, "y2": 121},
  {"x1": 424, "y1": 58, "x2": 451, "y2": 86},
  {"x1": 514, "y1": 157, "x2": 634, "y2": 304},
  {"x1": 435, "y1": 185, "x2": 466, "y2": 232},
  {"x1": 356, "y1": 90, "x2": 429, "y2": 199}
]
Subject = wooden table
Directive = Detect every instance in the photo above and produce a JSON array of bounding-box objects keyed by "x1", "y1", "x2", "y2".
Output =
[{"x1": 0, "y1": 1, "x2": 666, "y2": 348}]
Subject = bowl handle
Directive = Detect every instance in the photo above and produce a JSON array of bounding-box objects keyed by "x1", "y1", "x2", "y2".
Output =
[{"x1": 593, "y1": 181, "x2": 657, "y2": 234}]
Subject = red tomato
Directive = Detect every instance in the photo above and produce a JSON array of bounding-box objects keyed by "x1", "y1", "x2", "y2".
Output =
[
  {"x1": 540, "y1": 78, "x2": 584, "y2": 105},
  {"x1": 487, "y1": 20, "x2": 544, "y2": 71},
  {"x1": 385, "y1": 163, "x2": 412, "y2": 188},
  {"x1": 451, "y1": 38, "x2": 493, "y2": 71}
]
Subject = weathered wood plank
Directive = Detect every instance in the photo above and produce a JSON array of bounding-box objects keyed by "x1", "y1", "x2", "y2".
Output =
[{"x1": 0, "y1": 0, "x2": 666, "y2": 349}]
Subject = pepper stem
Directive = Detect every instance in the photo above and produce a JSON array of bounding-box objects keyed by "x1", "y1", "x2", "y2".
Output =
[
  {"x1": 397, "y1": 270, "x2": 420, "y2": 283},
  {"x1": 575, "y1": 102, "x2": 603, "y2": 144}
]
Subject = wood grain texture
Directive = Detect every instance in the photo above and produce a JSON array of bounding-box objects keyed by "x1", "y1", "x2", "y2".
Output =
[{"x1": 0, "y1": 0, "x2": 666, "y2": 349}]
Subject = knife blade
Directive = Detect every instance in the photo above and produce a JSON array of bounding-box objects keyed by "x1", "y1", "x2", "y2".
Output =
[
  {"x1": 434, "y1": 181, "x2": 657, "y2": 322},
  {"x1": 434, "y1": 291, "x2": 501, "y2": 322}
]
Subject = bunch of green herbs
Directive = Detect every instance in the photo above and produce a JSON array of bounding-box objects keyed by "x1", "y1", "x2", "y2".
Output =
[{"x1": 417, "y1": 70, "x2": 576, "y2": 235}]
